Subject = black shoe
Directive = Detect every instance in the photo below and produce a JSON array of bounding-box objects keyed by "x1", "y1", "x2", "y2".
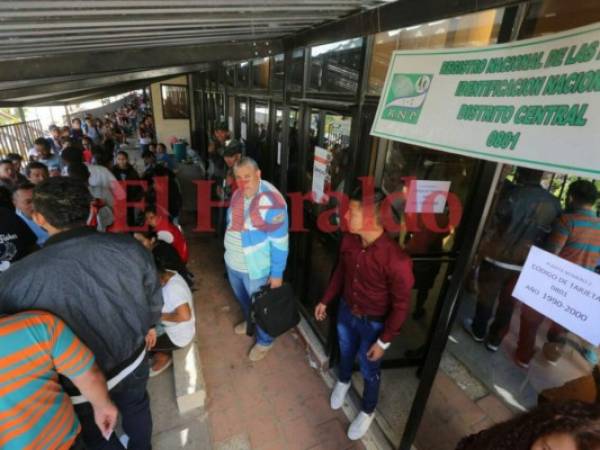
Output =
[{"x1": 462, "y1": 319, "x2": 484, "y2": 343}]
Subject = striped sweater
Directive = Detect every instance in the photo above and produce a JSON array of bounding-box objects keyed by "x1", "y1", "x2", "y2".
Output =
[{"x1": 546, "y1": 208, "x2": 600, "y2": 270}]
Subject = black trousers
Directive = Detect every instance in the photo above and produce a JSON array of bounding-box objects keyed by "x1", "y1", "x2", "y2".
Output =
[
  {"x1": 74, "y1": 357, "x2": 153, "y2": 450},
  {"x1": 153, "y1": 332, "x2": 181, "y2": 353},
  {"x1": 70, "y1": 434, "x2": 87, "y2": 449},
  {"x1": 471, "y1": 260, "x2": 520, "y2": 343}
]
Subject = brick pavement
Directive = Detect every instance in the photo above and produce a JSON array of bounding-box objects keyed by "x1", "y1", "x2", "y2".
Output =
[{"x1": 188, "y1": 232, "x2": 365, "y2": 450}]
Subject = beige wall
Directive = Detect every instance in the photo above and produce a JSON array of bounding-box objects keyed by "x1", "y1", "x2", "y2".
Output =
[{"x1": 150, "y1": 75, "x2": 191, "y2": 149}]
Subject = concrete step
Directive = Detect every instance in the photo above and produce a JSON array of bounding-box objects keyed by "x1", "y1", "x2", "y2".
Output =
[
  {"x1": 148, "y1": 363, "x2": 211, "y2": 450},
  {"x1": 173, "y1": 342, "x2": 206, "y2": 414}
]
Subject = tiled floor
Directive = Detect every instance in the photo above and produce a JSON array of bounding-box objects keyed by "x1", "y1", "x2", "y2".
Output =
[
  {"x1": 415, "y1": 372, "x2": 514, "y2": 450},
  {"x1": 187, "y1": 232, "x2": 365, "y2": 450}
]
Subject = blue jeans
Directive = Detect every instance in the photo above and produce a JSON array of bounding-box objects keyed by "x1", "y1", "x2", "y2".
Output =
[
  {"x1": 75, "y1": 357, "x2": 152, "y2": 449},
  {"x1": 226, "y1": 266, "x2": 273, "y2": 346},
  {"x1": 337, "y1": 299, "x2": 384, "y2": 414}
]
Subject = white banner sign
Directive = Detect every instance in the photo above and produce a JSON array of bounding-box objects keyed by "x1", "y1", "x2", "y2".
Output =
[
  {"x1": 513, "y1": 246, "x2": 600, "y2": 346},
  {"x1": 371, "y1": 23, "x2": 600, "y2": 178}
]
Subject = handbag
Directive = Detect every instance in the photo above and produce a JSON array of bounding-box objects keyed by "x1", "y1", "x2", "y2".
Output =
[{"x1": 247, "y1": 283, "x2": 300, "y2": 338}]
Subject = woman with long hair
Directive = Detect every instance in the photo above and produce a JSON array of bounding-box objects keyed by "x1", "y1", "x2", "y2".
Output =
[{"x1": 456, "y1": 401, "x2": 600, "y2": 450}]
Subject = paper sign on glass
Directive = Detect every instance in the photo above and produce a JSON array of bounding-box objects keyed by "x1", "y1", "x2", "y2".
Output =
[
  {"x1": 405, "y1": 180, "x2": 451, "y2": 213},
  {"x1": 312, "y1": 146, "x2": 332, "y2": 203},
  {"x1": 513, "y1": 246, "x2": 600, "y2": 346}
]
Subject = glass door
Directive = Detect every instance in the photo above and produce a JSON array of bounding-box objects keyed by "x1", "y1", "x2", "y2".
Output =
[
  {"x1": 295, "y1": 108, "x2": 354, "y2": 341},
  {"x1": 373, "y1": 140, "x2": 480, "y2": 366}
]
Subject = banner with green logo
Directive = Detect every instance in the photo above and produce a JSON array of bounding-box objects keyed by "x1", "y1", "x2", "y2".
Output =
[{"x1": 371, "y1": 23, "x2": 600, "y2": 177}]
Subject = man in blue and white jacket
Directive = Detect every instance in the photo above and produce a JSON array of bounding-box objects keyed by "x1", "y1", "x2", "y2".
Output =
[{"x1": 224, "y1": 156, "x2": 289, "y2": 362}]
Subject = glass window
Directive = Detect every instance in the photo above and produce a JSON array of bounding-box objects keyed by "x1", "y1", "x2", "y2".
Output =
[
  {"x1": 237, "y1": 61, "x2": 249, "y2": 88},
  {"x1": 309, "y1": 38, "x2": 363, "y2": 93},
  {"x1": 379, "y1": 141, "x2": 478, "y2": 252},
  {"x1": 519, "y1": 0, "x2": 600, "y2": 38},
  {"x1": 271, "y1": 53, "x2": 285, "y2": 92},
  {"x1": 288, "y1": 48, "x2": 305, "y2": 92},
  {"x1": 252, "y1": 57, "x2": 270, "y2": 89},
  {"x1": 368, "y1": 9, "x2": 504, "y2": 95}
]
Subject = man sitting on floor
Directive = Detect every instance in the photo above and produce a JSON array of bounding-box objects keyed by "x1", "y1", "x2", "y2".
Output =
[
  {"x1": 149, "y1": 257, "x2": 196, "y2": 377},
  {"x1": 145, "y1": 205, "x2": 189, "y2": 263}
]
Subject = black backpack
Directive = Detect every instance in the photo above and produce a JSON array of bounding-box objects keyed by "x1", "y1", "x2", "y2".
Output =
[{"x1": 248, "y1": 283, "x2": 300, "y2": 338}]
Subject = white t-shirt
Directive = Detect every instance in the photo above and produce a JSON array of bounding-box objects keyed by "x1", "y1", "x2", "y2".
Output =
[
  {"x1": 161, "y1": 271, "x2": 196, "y2": 347},
  {"x1": 87, "y1": 164, "x2": 125, "y2": 208}
]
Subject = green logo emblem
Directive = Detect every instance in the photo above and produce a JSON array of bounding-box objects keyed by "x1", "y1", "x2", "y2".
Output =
[{"x1": 382, "y1": 73, "x2": 433, "y2": 124}]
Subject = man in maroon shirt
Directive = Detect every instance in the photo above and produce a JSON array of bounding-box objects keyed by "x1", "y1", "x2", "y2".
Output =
[{"x1": 315, "y1": 187, "x2": 413, "y2": 440}]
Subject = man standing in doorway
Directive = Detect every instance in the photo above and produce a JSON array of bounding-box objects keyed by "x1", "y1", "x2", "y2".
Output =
[
  {"x1": 463, "y1": 168, "x2": 561, "y2": 353},
  {"x1": 217, "y1": 139, "x2": 243, "y2": 238},
  {"x1": 315, "y1": 187, "x2": 414, "y2": 440},
  {"x1": 0, "y1": 177, "x2": 163, "y2": 450},
  {"x1": 225, "y1": 156, "x2": 288, "y2": 362}
]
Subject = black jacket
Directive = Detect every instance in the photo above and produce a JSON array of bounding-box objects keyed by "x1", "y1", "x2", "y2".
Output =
[{"x1": 0, "y1": 227, "x2": 163, "y2": 373}]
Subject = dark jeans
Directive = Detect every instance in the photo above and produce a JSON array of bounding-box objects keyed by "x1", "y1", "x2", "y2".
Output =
[
  {"x1": 471, "y1": 260, "x2": 520, "y2": 343},
  {"x1": 75, "y1": 357, "x2": 153, "y2": 450},
  {"x1": 337, "y1": 299, "x2": 384, "y2": 414},
  {"x1": 71, "y1": 434, "x2": 87, "y2": 450}
]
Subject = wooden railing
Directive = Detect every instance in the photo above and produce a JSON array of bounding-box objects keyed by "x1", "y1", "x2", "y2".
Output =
[{"x1": 0, "y1": 119, "x2": 44, "y2": 159}]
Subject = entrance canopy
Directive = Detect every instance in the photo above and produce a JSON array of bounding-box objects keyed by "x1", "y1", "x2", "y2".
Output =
[{"x1": 0, "y1": 0, "x2": 389, "y2": 106}]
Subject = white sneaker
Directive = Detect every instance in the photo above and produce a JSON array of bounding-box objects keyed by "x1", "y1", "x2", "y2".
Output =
[
  {"x1": 330, "y1": 381, "x2": 351, "y2": 410},
  {"x1": 347, "y1": 411, "x2": 375, "y2": 440},
  {"x1": 234, "y1": 321, "x2": 247, "y2": 335}
]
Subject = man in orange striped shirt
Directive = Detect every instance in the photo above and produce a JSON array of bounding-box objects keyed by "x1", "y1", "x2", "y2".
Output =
[
  {"x1": 0, "y1": 311, "x2": 118, "y2": 450},
  {"x1": 517, "y1": 180, "x2": 600, "y2": 366}
]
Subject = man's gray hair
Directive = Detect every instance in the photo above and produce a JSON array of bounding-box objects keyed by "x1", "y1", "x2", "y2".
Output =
[{"x1": 233, "y1": 156, "x2": 260, "y2": 173}]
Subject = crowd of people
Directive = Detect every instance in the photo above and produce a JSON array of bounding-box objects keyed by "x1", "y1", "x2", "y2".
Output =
[{"x1": 0, "y1": 96, "x2": 196, "y2": 450}]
